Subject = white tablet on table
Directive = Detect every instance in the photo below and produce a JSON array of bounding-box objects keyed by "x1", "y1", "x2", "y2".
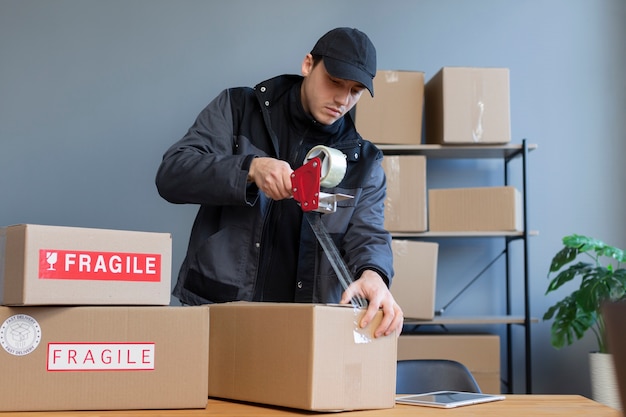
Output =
[{"x1": 396, "y1": 391, "x2": 505, "y2": 408}]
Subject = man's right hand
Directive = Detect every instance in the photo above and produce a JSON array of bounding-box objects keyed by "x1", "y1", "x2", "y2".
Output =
[{"x1": 248, "y1": 157, "x2": 294, "y2": 200}]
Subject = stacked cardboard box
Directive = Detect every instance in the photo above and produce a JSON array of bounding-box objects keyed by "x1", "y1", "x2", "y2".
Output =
[
  {"x1": 398, "y1": 334, "x2": 501, "y2": 394},
  {"x1": 389, "y1": 240, "x2": 438, "y2": 320},
  {"x1": 1, "y1": 224, "x2": 172, "y2": 305},
  {"x1": 355, "y1": 70, "x2": 424, "y2": 145},
  {"x1": 422, "y1": 67, "x2": 516, "y2": 231},
  {"x1": 0, "y1": 224, "x2": 210, "y2": 412},
  {"x1": 356, "y1": 67, "x2": 511, "y2": 146},
  {"x1": 0, "y1": 305, "x2": 209, "y2": 411},
  {"x1": 424, "y1": 67, "x2": 511, "y2": 144},
  {"x1": 381, "y1": 155, "x2": 427, "y2": 232},
  {"x1": 355, "y1": 68, "x2": 512, "y2": 398},
  {"x1": 428, "y1": 186, "x2": 523, "y2": 232},
  {"x1": 1, "y1": 224, "x2": 399, "y2": 412},
  {"x1": 357, "y1": 67, "x2": 517, "y2": 234},
  {"x1": 208, "y1": 302, "x2": 398, "y2": 412}
]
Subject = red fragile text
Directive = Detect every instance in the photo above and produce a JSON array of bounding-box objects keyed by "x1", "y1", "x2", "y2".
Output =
[
  {"x1": 47, "y1": 343, "x2": 155, "y2": 371},
  {"x1": 39, "y1": 249, "x2": 161, "y2": 282}
]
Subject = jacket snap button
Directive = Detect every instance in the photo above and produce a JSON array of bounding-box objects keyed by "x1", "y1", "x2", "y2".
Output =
[
  {"x1": 297, "y1": 281, "x2": 303, "y2": 289},
  {"x1": 260, "y1": 86, "x2": 266, "y2": 92},
  {"x1": 255, "y1": 242, "x2": 261, "y2": 248},
  {"x1": 264, "y1": 101, "x2": 270, "y2": 106}
]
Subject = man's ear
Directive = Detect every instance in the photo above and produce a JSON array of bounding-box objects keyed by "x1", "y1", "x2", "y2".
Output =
[{"x1": 301, "y1": 53, "x2": 314, "y2": 77}]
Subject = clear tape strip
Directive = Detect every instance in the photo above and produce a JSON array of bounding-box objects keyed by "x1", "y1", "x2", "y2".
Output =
[{"x1": 306, "y1": 214, "x2": 367, "y2": 309}]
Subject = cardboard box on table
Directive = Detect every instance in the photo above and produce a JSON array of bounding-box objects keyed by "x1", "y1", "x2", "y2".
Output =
[
  {"x1": 0, "y1": 305, "x2": 210, "y2": 411},
  {"x1": 382, "y1": 155, "x2": 427, "y2": 232},
  {"x1": 355, "y1": 70, "x2": 424, "y2": 145},
  {"x1": 428, "y1": 186, "x2": 523, "y2": 232},
  {"x1": 0, "y1": 224, "x2": 171, "y2": 305},
  {"x1": 424, "y1": 67, "x2": 511, "y2": 144},
  {"x1": 208, "y1": 302, "x2": 397, "y2": 411},
  {"x1": 398, "y1": 334, "x2": 501, "y2": 394},
  {"x1": 390, "y1": 240, "x2": 438, "y2": 320}
]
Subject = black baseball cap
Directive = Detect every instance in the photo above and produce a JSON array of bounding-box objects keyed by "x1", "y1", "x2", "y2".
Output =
[{"x1": 310, "y1": 27, "x2": 377, "y2": 97}]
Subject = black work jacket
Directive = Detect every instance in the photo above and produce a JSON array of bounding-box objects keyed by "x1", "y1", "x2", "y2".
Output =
[{"x1": 155, "y1": 74, "x2": 393, "y2": 306}]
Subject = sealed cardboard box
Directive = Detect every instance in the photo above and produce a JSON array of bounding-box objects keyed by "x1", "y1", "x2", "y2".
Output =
[
  {"x1": 382, "y1": 155, "x2": 427, "y2": 232},
  {"x1": 390, "y1": 240, "x2": 438, "y2": 320},
  {"x1": 355, "y1": 70, "x2": 424, "y2": 145},
  {"x1": 425, "y1": 67, "x2": 511, "y2": 144},
  {"x1": 0, "y1": 306, "x2": 209, "y2": 411},
  {"x1": 0, "y1": 224, "x2": 171, "y2": 305},
  {"x1": 208, "y1": 302, "x2": 397, "y2": 411},
  {"x1": 428, "y1": 186, "x2": 522, "y2": 232},
  {"x1": 398, "y1": 334, "x2": 501, "y2": 393}
]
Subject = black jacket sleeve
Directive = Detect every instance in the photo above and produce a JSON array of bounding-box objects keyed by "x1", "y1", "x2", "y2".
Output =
[{"x1": 155, "y1": 89, "x2": 258, "y2": 207}]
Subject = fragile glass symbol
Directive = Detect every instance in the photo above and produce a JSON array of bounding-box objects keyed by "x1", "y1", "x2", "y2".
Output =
[{"x1": 46, "y1": 251, "x2": 58, "y2": 271}]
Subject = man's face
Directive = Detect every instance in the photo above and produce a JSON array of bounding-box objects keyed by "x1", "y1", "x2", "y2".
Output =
[{"x1": 300, "y1": 54, "x2": 366, "y2": 125}]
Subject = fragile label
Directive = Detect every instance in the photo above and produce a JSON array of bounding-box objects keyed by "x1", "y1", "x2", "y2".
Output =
[
  {"x1": 39, "y1": 250, "x2": 161, "y2": 282},
  {"x1": 47, "y1": 342, "x2": 155, "y2": 371}
]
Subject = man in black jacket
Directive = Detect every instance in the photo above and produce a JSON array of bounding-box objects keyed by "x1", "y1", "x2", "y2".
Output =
[{"x1": 156, "y1": 27, "x2": 403, "y2": 338}]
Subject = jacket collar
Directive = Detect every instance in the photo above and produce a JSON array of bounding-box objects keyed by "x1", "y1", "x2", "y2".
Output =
[{"x1": 254, "y1": 74, "x2": 344, "y2": 139}]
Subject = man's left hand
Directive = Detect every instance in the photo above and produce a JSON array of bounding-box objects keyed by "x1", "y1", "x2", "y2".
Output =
[{"x1": 340, "y1": 270, "x2": 404, "y2": 338}]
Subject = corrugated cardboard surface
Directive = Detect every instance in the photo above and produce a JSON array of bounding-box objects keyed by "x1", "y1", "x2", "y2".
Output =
[
  {"x1": 428, "y1": 186, "x2": 522, "y2": 232},
  {"x1": 390, "y1": 240, "x2": 438, "y2": 320},
  {"x1": 355, "y1": 70, "x2": 424, "y2": 145},
  {"x1": 0, "y1": 224, "x2": 171, "y2": 305},
  {"x1": 0, "y1": 227, "x2": 6, "y2": 303},
  {"x1": 208, "y1": 302, "x2": 397, "y2": 411},
  {"x1": 425, "y1": 67, "x2": 511, "y2": 144},
  {"x1": 382, "y1": 155, "x2": 427, "y2": 232},
  {"x1": 0, "y1": 306, "x2": 209, "y2": 411},
  {"x1": 398, "y1": 334, "x2": 501, "y2": 394}
]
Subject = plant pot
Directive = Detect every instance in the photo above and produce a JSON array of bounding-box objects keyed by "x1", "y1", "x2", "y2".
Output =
[{"x1": 589, "y1": 352, "x2": 621, "y2": 410}]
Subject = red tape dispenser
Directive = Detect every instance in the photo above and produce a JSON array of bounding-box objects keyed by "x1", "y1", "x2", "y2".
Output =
[{"x1": 291, "y1": 145, "x2": 353, "y2": 214}]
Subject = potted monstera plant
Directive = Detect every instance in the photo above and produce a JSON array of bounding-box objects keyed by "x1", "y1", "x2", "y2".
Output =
[{"x1": 544, "y1": 234, "x2": 626, "y2": 409}]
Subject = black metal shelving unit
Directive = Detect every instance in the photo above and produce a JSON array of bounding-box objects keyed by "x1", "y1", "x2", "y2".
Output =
[{"x1": 378, "y1": 139, "x2": 536, "y2": 394}]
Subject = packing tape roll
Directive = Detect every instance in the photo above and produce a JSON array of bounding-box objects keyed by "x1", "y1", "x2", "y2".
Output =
[{"x1": 305, "y1": 145, "x2": 346, "y2": 188}]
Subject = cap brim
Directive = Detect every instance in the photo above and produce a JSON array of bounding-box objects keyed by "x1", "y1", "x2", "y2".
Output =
[{"x1": 323, "y1": 57, "x2": 374, "y2": 97}]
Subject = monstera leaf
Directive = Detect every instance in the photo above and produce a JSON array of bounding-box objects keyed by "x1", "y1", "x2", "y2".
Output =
[{"x1": 544, "y1": 235, "x2": 626, "y2": 352}]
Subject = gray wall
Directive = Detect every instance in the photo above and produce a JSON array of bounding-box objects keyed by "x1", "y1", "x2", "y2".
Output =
[{"x1": 1, "y1": 0, "x2": 625, "y2": 397}]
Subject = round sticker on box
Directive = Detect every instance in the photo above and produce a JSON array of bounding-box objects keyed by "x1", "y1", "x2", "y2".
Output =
[{"x1": 0, "y1": 314, "x2": 42, "y2": 356}]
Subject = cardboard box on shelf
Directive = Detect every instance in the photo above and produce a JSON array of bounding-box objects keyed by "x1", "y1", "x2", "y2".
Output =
[
  {"x1": 355, "y1": 70, "x2": 424, "y2": 145},
  {"x1": 428, "y1": 186, "x2": 522, "y2": 232},
  {"x1": 390, "y1": 240, "x2": 438, "y2": 320},
  {"x1": 0, "y1": 224, "x2": 171, "y2": 305},
  {"x1": 208, "y1": 302, "x2": 397, "y2": 411},
  {"x1": 0, "y1": 305, "x2": 209, "y2": 412},
  {"x1": 424, "y1": 67, "x2": 511, "y2": 144},
  {"x1": 398, "y1": 334, "x2": 501, "y2": 394},
  {"x1": 382, "y1": 155, "x2": 427, "y2": 232}
]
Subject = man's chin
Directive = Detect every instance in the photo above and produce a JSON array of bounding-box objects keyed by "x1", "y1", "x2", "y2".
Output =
[{"x1": 314, "y1": 113, "x2": 340, "y2": 126}]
